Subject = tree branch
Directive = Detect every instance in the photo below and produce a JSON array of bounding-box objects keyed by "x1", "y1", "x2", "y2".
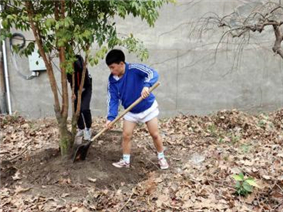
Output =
[
  {"x1": 211, "y1": 2, "x2": 283, "y2": 60},
  {"x1": 59, "y1": 0, "x2": 69, "y2": 118},
  {"x1": 75, "y1": 49, "x2": 89, "y2": 118},
  {"x1": 272, "y1": 25, "x2": 283, "y2": 59}
]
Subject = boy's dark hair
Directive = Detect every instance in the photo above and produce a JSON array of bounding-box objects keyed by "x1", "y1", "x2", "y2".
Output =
[
  {"x1": 74, "y1": 55, "x2": 84, "y2": 73},
  {"x1": 105, "y1": 49, "x2": 125, "y2": 66}
]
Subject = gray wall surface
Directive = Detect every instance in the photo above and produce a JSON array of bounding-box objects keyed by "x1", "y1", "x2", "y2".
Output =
[{"x1": 4, "y1": 0, "x2": 283, "y2": 118}]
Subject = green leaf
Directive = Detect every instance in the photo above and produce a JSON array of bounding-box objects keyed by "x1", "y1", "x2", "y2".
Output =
[
  {"x1": 246, "y1": 179, "x2": 259, "y2": 188},
  {"x1": 233, "y1": 174, "x2": 244, "y2": 181},
  {"x1": 55, "y1": 22, "x2": 60, "y2": 30},
  {"x1": 235, "y1": 181, "x2": 241, "y2": 189},
  {"x1": 94, "y1": 57, "x2": 99, "y2": 65},
  {"x1": 239, "y1": 172, "x2": 244, "y2": 179},
  {"x1": 7, "y1": 15, "x2": 14, "y2": 21},
  {"x1": 2, "y1": 19, "x2": 9, "y2": 28},
  {"x1": 45, "y1": 18, "x2": 55, "y2": 29},
  {"x1": 243, "y1": 181, "x2": 253, "y2": 192}
]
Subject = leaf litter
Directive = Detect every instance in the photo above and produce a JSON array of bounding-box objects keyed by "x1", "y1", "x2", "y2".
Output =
[{"x1": 0, "y1": 109, "x2": 283, "y2": 211}]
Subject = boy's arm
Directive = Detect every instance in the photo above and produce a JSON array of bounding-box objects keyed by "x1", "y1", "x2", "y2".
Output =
[
  {"x1": 133, "y1": 64, "x2": 159, "y2": 87},
  {"x1": 107, "y1": 82, "x2": 119, "y2": 121},
  {"x1": 66, "y1": 73, "x2": 77, "y2": 100}
]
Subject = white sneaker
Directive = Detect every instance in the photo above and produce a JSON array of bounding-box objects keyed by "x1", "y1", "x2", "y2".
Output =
[
  {"x1": 112, "y1": 159, "x2": 130, "y2": 168},
  {"x1": 159, "y1": 158, "x2": 169, "y2": 170},
  {"x1": 76, "y1": 129, "x2": 84, "y2": 137},
  {"x1": 84, "y1": 128, "x2": 92, "y2": 140}
]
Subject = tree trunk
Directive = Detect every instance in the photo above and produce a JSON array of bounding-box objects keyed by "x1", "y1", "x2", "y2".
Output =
[
  {"x1": 71, "y1": 73, "x2": 77, "y2": 141},
  {"x1": 58, "y1": 117, "x2": 72, "y2": 156}
]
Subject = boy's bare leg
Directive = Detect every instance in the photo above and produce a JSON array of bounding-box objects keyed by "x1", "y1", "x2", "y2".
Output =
[
  {"x1": 112, "y1": 120, "x2": 136, "y2": 168},
  {"x1": 146, "y1": 117, "x2": 169, "y2": 169},
  {"x1": 122, "y1": 120, "x2": 136, "y2": 154},
  {"x1": 146, "y1": 117, "x2": 164, "y2": 152}
]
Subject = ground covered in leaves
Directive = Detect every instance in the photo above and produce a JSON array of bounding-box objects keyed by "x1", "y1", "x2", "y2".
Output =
[{"x1": 0, "y1": 109, "x2": 283, "y2": 211}]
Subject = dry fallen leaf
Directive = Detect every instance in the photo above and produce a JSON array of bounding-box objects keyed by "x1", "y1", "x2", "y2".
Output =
[
  {"x1": 61, "y1": 193, "x2": 70, "y2": 198},
  {"x1": 15, "y1": 186, "x2": 31, "y2": 194},
  {"x1": 156, "y1": 194, "x2": 169, "y2": 207},
  {"x1": 87, "y1": 177, "x2": 97, "y2": 183},
  {"x1": 12, "y1": 171, "x2": 21, "y2": 181},
  {"x1": 59, "y1": 178, "x2": 71, "y2": 184},
  {"x1": 262, "y1": 175, "x2": 272, "y2": 180}
]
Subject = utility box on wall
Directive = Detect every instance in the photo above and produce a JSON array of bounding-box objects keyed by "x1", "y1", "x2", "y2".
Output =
[{"x1": 28, "y1": 50, "x2": 46, "y2": 72}]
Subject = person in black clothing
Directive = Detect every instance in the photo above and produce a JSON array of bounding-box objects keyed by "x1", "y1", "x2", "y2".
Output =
[{"x1": 67, "y1": 55, "x2": 92, "y2": 140}]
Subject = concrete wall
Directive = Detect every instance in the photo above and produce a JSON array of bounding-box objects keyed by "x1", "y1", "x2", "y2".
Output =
[{"x1": 4, "y1": 0, "x2": 283, "y2": 118}]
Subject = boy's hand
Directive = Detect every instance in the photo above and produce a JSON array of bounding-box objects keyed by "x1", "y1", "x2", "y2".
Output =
[
  {"x1": 141, "y1": 87, "x2": 150, "y2": 99},
  {"x1": 72, "y1": 94, "x2": 76, "y2": 101},
  {"x1": 105, "y1": 120, "x2": 113, "y2": 129}
]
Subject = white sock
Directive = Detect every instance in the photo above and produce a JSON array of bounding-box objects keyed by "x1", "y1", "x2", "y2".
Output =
[
  {"x1": 158, "y1": 151, "x2": 165, "y2": 160},
  {"x1": 123, "y1": 154, "x2": 130, "y2": 164}
]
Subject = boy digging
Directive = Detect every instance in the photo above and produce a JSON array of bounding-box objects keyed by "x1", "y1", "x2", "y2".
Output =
[
  {"x1": 105, "y1": 49, "x2": 169, "y2": 170},
  {"x1": 67, "y1": 55, "x2": 92, "y2": 140}
]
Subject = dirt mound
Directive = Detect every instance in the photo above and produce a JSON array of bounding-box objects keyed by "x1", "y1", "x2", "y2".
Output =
[{"x1": 1, "y1": 131, "x2": 158, "y2": 201}]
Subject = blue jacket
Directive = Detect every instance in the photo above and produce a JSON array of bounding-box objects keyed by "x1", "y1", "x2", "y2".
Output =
[{"x1": 107, "y1": 63, "x2": 159, "y2": 121}]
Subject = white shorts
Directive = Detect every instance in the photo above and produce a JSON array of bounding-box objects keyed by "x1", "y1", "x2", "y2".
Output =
[{"x1": 124, "y1": 101, "x2": 159, "y2": 123}]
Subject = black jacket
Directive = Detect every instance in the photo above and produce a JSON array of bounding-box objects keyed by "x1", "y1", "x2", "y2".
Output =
[{"x1": 67, "y1": 55, "x2": 92, "y2": 93}]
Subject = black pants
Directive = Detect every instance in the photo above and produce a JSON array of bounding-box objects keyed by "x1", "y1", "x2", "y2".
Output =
[{"x1": 75, "y1": 87, "x2": 92, "y2": 130}]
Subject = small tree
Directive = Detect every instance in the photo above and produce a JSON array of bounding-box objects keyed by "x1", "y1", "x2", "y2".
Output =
[{"x1": 0, "y1": 0, "x2": 173, "y2": 156}]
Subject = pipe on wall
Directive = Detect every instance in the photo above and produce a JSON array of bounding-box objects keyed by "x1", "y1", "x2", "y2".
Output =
[{"x1": 0, "y1": 4, "x2": 12, "y2": 115}]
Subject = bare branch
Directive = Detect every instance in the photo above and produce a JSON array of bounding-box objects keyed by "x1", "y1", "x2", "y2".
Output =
[{"x1": 193, "y1": 1, "x2": 283, "y2": 70}]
